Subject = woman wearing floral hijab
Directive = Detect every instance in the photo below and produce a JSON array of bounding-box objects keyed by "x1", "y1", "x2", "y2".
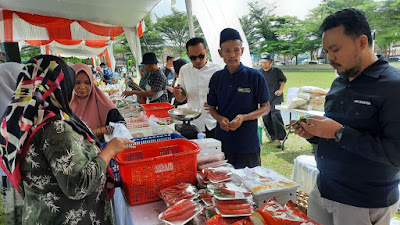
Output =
[{"x1": 0, "y1": 55, "x2": 133, "y2": 225}]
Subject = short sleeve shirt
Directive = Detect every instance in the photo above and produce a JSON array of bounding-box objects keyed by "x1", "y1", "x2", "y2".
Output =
[
  {"x1": 208, "y1": 63, "x2": 269, "y2": 154},
  {"x1": 147, "y1": 68, "x2": 168, "y2": 103},
  {"x1": 259, "y1": 67, "x2": 287, "y2": 104}
]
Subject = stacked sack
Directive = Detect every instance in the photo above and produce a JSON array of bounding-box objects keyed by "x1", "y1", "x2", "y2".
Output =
[{"x1": 288, "y1": 86, "x2": 327, "y2": 111}]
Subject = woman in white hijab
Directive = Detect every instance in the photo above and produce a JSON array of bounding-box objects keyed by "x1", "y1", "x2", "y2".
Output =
[{"x1": 0, "y1": 62, "x2": 24, "y2": 225}]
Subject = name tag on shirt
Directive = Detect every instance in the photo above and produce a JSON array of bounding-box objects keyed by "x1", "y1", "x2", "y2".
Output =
[
  {"x1": 354, "y1": 100, "x2": 371, "y2": 105},
  {"x1": 237, "y1": 87, "x2": 251, "y2": 93}
]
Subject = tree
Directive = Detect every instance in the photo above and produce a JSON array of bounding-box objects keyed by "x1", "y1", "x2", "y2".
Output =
[
  {"x1": 20, "y1": 45, "x2": 41, "y2": 61},
  {"x1": 362, "y1": 0, "x2": 400, "y2": 58},
  {"x1": 274, "y1": 16, "x2": 306, "y2": 64},
  {"x1": 300, "y1": 0, "x2": 374, "y2": 63},
  {"x1": 155, "y1": 9, "x2": 202, "y2": 57},
  {"x1": 140, "y1": 14, "x2": 165, "y2": 57},
  {"x1": 113, "y1": 33, "x2": 131, "y2": 55},
  {"x1": 240, "y1": 1, "x2": 278, "y2": 55}
]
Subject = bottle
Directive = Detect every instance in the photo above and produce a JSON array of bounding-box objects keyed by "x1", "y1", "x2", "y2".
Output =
[{"x1": 197, "y1": 132, "x2": 207, "y2": 156}]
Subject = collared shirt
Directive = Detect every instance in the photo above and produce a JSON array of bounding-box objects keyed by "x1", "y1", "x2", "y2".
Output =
[
  {"x1": 147, "y1": 68, "x2": 168, "y2": 103},
  {"x1": 259, "y1": 67, "x2": 287, "y2": 105},
  {"x1": 208, "y1": 63, "x2": 269, "y2": 154},
  {"x1": 178, "y1": 61, "x2": 223, "y2": 131},
  {"x1": 316, "y1": 56, "x2": 400, "y2": 208}
]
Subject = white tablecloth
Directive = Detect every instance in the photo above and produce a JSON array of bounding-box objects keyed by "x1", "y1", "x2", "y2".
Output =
[
  {"x1": 291, "y1": 155, "x2": 319, "y2": 194},
  {"x1": 112, "y1": 188, "x2": 166, "y2": 225}
]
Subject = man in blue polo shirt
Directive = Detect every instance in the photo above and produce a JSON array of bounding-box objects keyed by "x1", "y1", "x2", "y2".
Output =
[
  {"x1": 208, "y1": 28, "x2": 270, "y2": 169},
  {"x1": 293, "y1": 8, "x2": 400, "y2": 225}
]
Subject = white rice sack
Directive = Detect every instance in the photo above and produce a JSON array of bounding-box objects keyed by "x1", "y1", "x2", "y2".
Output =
[
  {"x1": 297, "y1": 93, "x2": 311, "y2": 101},
  {"x1": 288, "y1": 97, "x2": 307, "y2": 109},
  {"x1": 299, "y1": 86, "x2": 328, "y2": 95},
  {"x1": 297, "y1": 104, "x2": 309, "y2": 110},
  {"x1": 309, "y1": 95, "x2": 326, "y2": 111}
]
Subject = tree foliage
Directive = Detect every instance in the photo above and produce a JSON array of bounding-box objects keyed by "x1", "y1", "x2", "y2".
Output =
[
  {"x1": 155, "y1": 9, "x2": 202, "y2": 57},
  {"x1": 362, "y1": 0, "x2": 400, "y2": 55},
  {"x1": 140, "y1": 14, "x2": 165, "y2": 57},
  {"x1": 20, "y1": 45, "x2": 41, "y2": 61},
  {"x1": 240, "y1": 0, "x2": 400, "y2": 64}
]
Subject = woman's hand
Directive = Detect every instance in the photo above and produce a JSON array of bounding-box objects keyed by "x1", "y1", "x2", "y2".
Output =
[
  {"x1": 93, "y1": 127, "x2": 107, "y2": 136},
  {"x1": 98, "y1": 137, "x2": 134, "y2": 165}
]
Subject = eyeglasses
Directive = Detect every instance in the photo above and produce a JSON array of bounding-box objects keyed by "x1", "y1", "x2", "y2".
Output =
[{"x1": 189, "y1": 54, "x2": 205, "y2": 61}]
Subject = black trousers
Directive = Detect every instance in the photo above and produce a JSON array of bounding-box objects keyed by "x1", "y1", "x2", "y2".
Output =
[
  {"x1": 262, "y1": 104, "x2": 286, "y2": 141},
  {"x1": 205, "y1": 127, "x2": 215, "y2": 139},
  {"x1": 224, "y1": 151, "x2": 261, "y2": 169}
]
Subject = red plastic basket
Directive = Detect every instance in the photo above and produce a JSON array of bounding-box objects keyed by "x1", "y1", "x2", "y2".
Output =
[
  {"x1": 141, "y1": 102, "x2": 174, "y2": 118},
  {"x1": 115, "y1": 139, "x2": 200, "y2": 205}
]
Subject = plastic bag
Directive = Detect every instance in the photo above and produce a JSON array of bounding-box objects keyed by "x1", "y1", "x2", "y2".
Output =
[
  {"x1": 109, "y1": 122, "x2": 133, "y2": 139},
  {"x1": 256, "y1": 198, "x2": 321, "y2": 225}
]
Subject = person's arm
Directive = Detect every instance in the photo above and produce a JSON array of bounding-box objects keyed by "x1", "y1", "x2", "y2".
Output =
[
  {"x1": 173, "y1": 86, "x2": 187, "y2": 102},
  {"x1": 166, "y1": 86, "x2": 174, "y2": 93},
  {"x1": 300, "y1": 96, "x2": 400, "y2": 167},
  {"x1": 173, "y1": 69, "x2": 187, "y2": 102},
  {"x1": 42, "y1": 121, "x2": 133, "y2": 199},
  {"x1": 209, "y1": 106, "x2": 230, "y2": 132},
  {"x1": 275, "y1": 69, "x2": 287, "y2": 96},
  {"x1": 275, "y1": 81, "x2": 286, "y2": 96},
  {"x1": 127, "y1": 81, "x2": 143, "y2": 91},
  {"x1": 228, "y1": 102, "x2": 270, "y2": 131},
  {"x1": 122, "y1": 89, "x2": 157, "y2": 98}
]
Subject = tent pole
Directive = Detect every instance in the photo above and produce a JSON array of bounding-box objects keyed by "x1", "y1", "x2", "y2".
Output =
[{"x1": 185, "y1": 0, "x2": 195, "y2": 38}]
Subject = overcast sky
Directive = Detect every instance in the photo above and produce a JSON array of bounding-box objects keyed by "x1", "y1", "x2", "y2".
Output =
[{"x1": 153, "y1": 0, "x2": 322, "y2": 19}]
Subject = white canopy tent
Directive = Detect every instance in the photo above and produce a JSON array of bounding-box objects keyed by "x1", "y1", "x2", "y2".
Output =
[
  {"x1": 0, "y1": 0, "x2": 162, "y2": 71},
  {"x1": 0, "y1": 0, "x2": 252, "y2": 70},
  {"x1": 192, "y1": 0, "x2": 252, "y2": 67}
]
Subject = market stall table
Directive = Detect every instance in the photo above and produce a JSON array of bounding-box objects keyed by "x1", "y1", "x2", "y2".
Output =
[
  {"x1": 112, "y1": 188, "x2": 166, "y2": 225},
  {"x1": 275, "y1": 104, "x2": 324, "y2": 150}
]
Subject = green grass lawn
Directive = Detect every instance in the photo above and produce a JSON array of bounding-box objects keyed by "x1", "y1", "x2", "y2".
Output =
[{"x1": 258, "y1": 70, "x2": 331, "y2": 177}]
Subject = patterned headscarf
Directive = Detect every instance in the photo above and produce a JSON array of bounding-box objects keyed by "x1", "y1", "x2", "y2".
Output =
[
  {"x1": 0, "y1": 55, "x2": 98, "y2": 191},
  {"x1": 137, "y1": 64, "x2": 151, "y2": 103}
]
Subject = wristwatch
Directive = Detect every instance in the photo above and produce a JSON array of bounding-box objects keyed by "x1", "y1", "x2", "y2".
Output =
[{"x1": 334, "y1": 126, "x2": 344, "y2": 142}]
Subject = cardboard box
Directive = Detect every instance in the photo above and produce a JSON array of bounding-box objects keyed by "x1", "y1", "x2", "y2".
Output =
[
  {"x1": 253, "y1": 186, "x2": 298, "y2": 207},
  {"x1": 193, "y1": 138, "x2": 221, "y2": 155}
]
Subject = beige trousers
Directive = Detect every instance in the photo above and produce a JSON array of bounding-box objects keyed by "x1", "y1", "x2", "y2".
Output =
[{"x1": 308, "y1": 185, "x2": 399, "y2": 225}]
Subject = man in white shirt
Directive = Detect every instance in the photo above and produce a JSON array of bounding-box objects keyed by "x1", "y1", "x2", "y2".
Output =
[{"x1": 173, "y1": 37, "x2": 223, "y2": 138}]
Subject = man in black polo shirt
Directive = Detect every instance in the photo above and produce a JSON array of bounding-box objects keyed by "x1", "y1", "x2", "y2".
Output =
[
  {"x1": 208, "y1": 28, "x2": 270, "y2": 169},
  {"x1": 293, "y1": 8, "x2": 400, "y2": 225},
  {"x1": 259, "y1": 52, "x2": 287, "y2": 147}
]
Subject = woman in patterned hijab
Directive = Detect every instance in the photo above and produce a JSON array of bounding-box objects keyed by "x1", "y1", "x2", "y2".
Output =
[{"x1": 0, "y1": 55, "x2": 132, "y2": 225}]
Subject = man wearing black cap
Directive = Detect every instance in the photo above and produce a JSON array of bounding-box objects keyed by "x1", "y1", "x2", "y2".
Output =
[
  {"x1": 122, "y1": 52, "x2": 167, "y2": 103},
  {"x1": 207, "y1": 28, "x2": 270, "y2": 169},
  {"x1": 259, "y1": 52, "x2": 287, "y2": 147}
]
